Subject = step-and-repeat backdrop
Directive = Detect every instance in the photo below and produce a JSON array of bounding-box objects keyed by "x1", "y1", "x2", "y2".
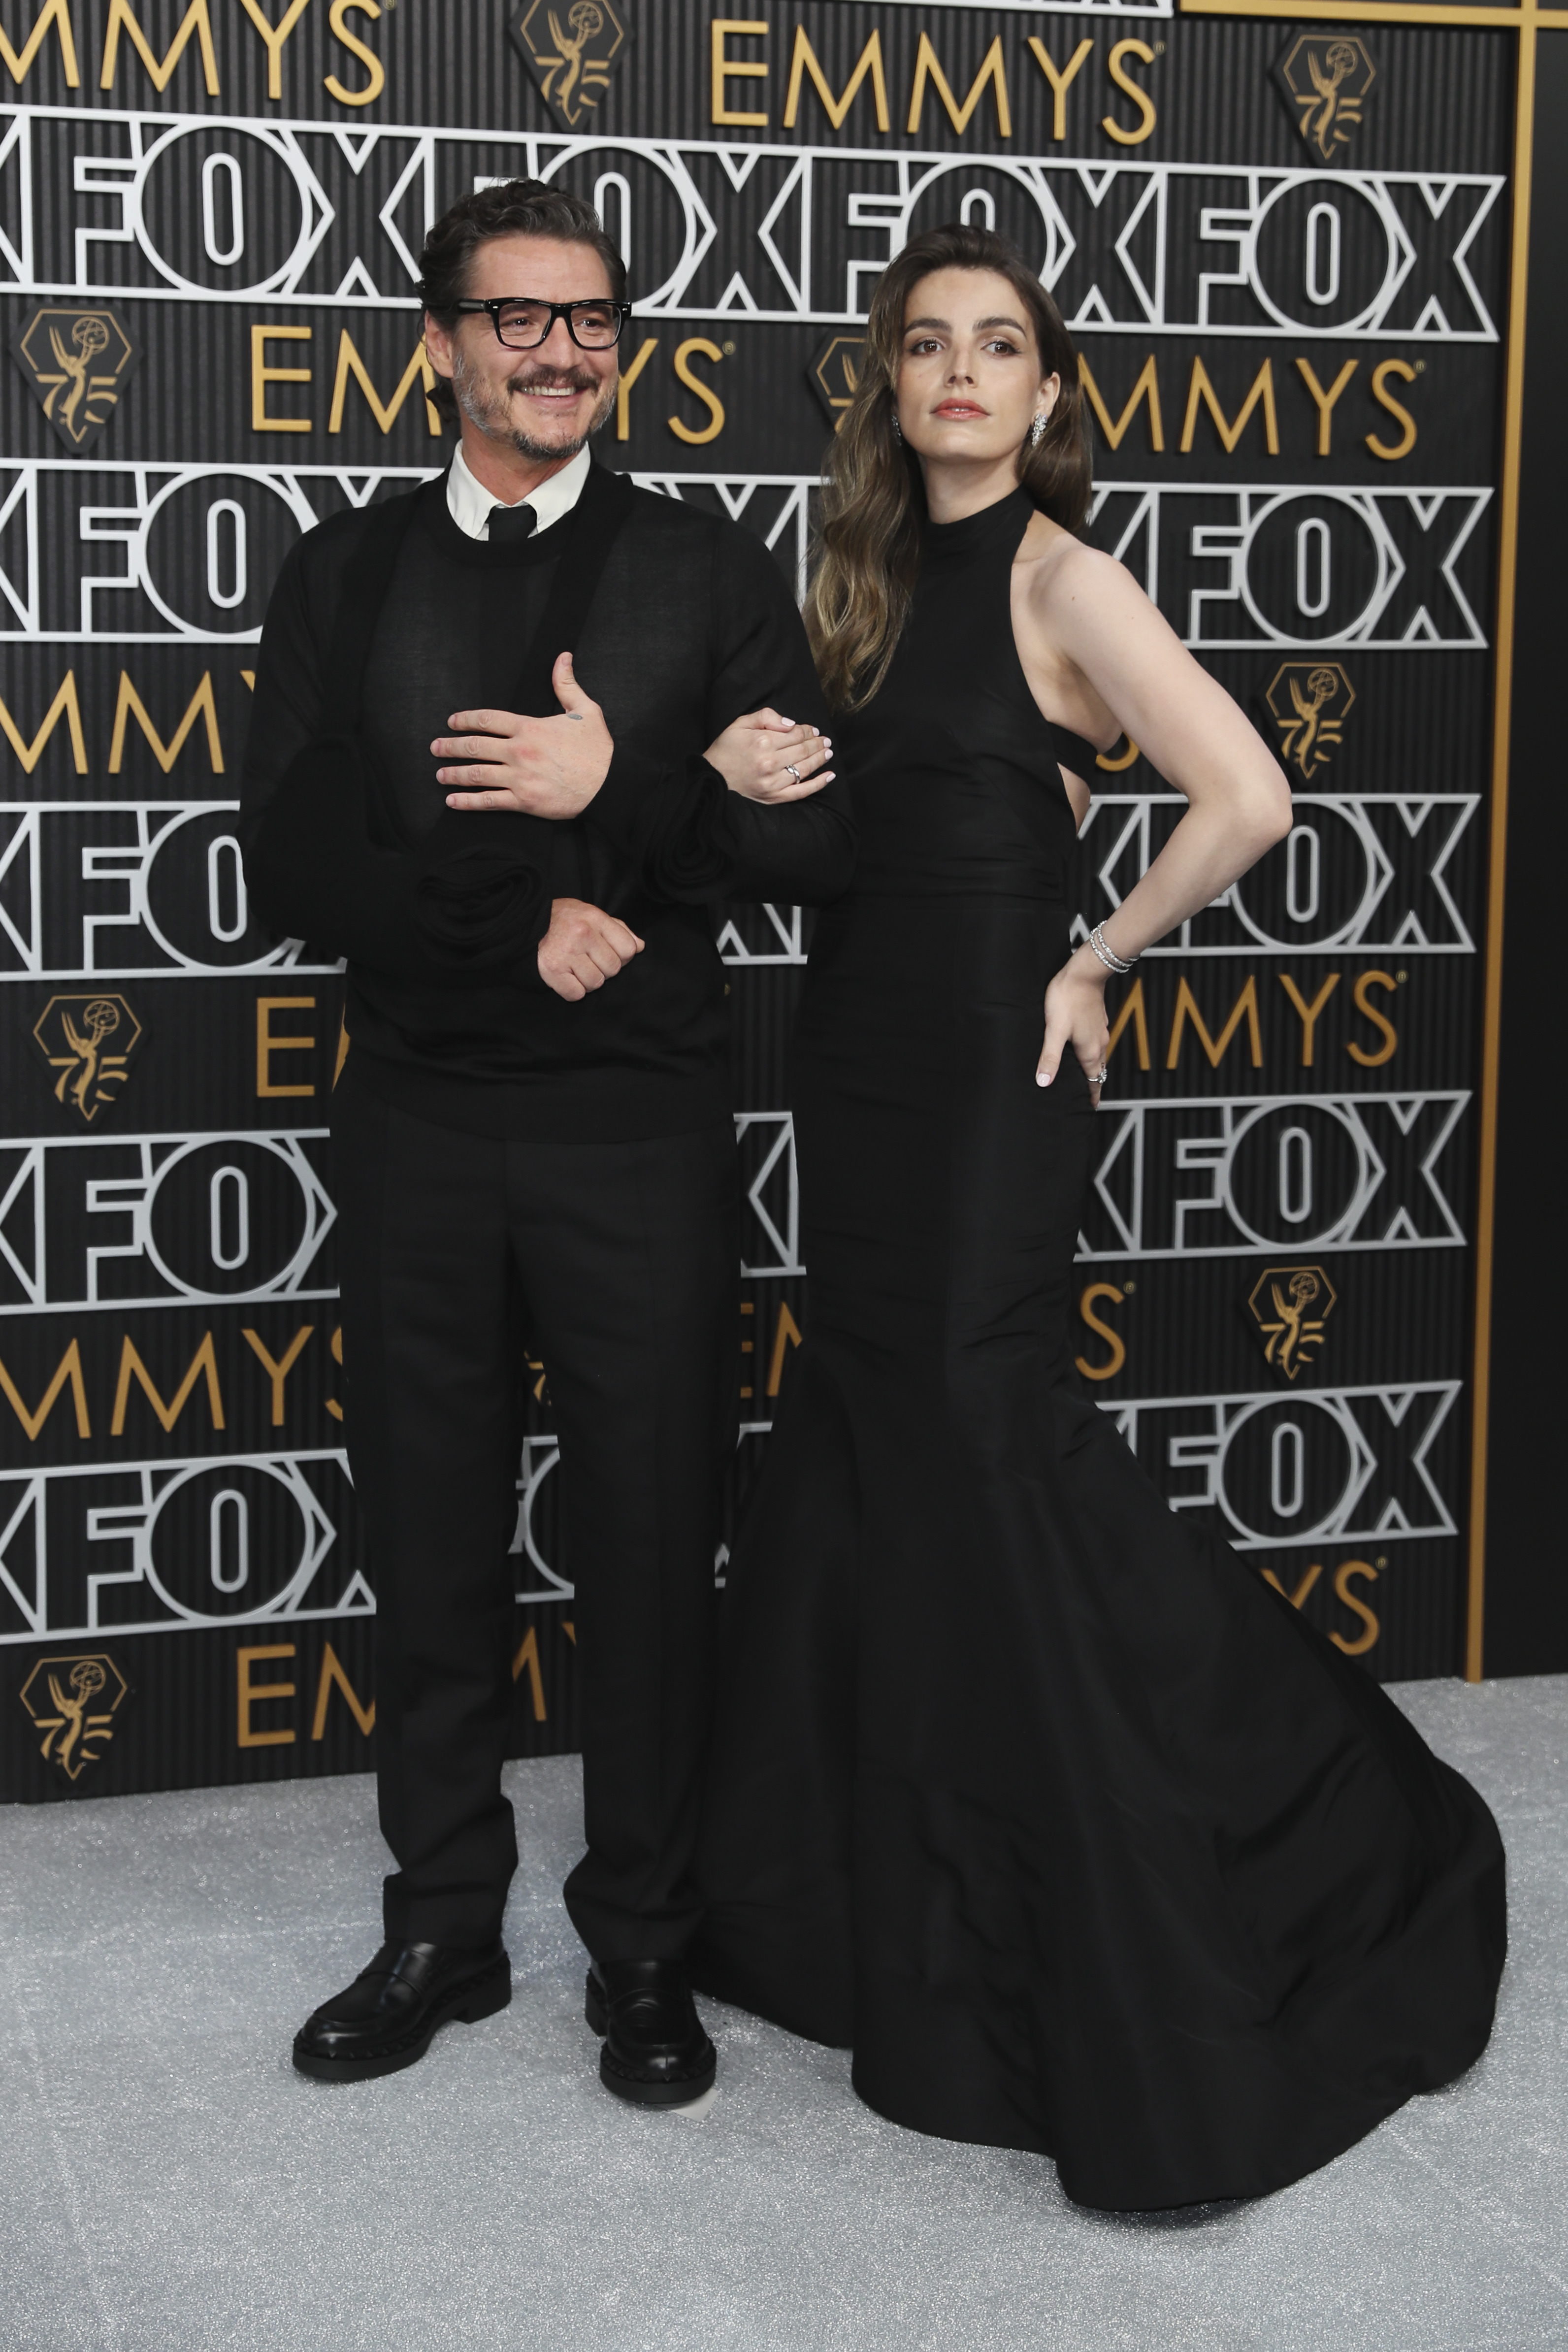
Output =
[{"x1": 0, "y1": 1, "x2": 1509, "y2": 1797}]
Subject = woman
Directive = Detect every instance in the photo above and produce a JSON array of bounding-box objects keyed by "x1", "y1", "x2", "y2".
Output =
[{"x1": 694, "y1": 224, "x2": 1504, "y2": 2213}]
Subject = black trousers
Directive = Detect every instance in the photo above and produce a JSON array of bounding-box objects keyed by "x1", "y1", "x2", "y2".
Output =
[{"x1": 332, "y1": 1059, "x2": 738, "y2": 1959}]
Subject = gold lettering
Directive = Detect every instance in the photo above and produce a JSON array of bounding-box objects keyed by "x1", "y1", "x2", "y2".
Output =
[
  {"x1": 328, "y1": 331, "x2": 440, "y2": 436},
  {"x1": 256, "y1": 995, "x2": 316, "y2": 1097},
  {"x1": 1075, "y1": 1282, "x2": 1126, "y2": 1382},
  {"x1": 99, "y1": 0, "x2": 217, "y2": 92},
  {"x1": 111, "y1": 1331, "x2": 225, "y2": 1436},
  {"x1": 1180, "y1": 357, "x2": 1279, "y2": 457},
  {"x1": 333, "y1": 1009, "x2": 350, "y2": 1086},
  {"x1": 766, "y1": 1300, "x2": 803, "y2": 1398},
  {"x1": 711, "y1": 17, "x2": 768, "y2": 126},
  {"x1": 1096, "y1": 735, "x2": 1141, "y2": 773},
  {"x1": 108, "y1": 670, "x2": 223, "y2": 773},
  {"x1": 784, "y1": 26, "x2": 889, "y2": 132},
  {"x1": 907, "y1": 32, "x2": 1010, "y2": 138},
  {"x1": 1347, "y1": 969, "x2": 1398, "y2": 1067},
  {"x1": 1295, "y1": 356, "x2": 1358, "y2": 458},
  {"x1": 1166, "y1": 975, "x2": 1263, "y2": 1070},
  {"x1": 251, "y1": 323, "x2": 312, "y2": 432},
  {"x1": 0, "y1": 1339, "x2": 91, "y2": 1440},
  {"x1": 1278, "y1": 971, "x2": 1340, "y2": 1066},
  {"x1": 311, "y1": 1640, "x2": 375, "y2": 1738},
  {"x1": 1, "y1": 0, "x2": 80, "y2": 86},
  {"x1": 1105, "y1": 974, "x2": 1151, "y2": 1071},
  {"x1": 326, "y1": 1323, "x2": 344, "y2": 1423},
  {"x1": 0, "y1": 671, "x2": 88, "y2": 773},
  {"x1": 237, "y1": 1644, "x2": 295, "y2": 1747},
  {"x1": 1025, "y1": 36, "x2": 1092, "y2": 141},
  {"x1": 241, "y1": 1325, "x2": 314, "y2": 1426},
  {"x1": 324, "y1": 0, "x2": 382, "y2": 105},
  {"x1": 1329, "y1": 1559, "x2": 1380, "y2": 1655},
  {"x1": 511, "y1": 1626, "x2": 547, "y2": 1723},
  {"x1": 615, "y1": 334, "x2": 659, "y2": 440},
  {"x1": 1366, "y1": 357, "x2": 1418, "y2": 461},
  {"x1": 1101, "y1": 38, "x2": 1156, "y2": 146},
  {"x1": 233, "y1": 0, "x2": 309, "y2": 98},
  {"x1": 1078, "y1": 353, "x2": 1164, "y2": 453},
  {"x1": 668, "y1": 337, "x2": 725, "y2": 446},
  {"x1": 1262, "y1": 1561, "x2": 1324, "y2": 1609}
]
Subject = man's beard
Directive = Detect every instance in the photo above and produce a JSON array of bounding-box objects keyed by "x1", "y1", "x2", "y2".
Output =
[{"x1": 452, "y1": 348, "x2": 616, "y2": 459}]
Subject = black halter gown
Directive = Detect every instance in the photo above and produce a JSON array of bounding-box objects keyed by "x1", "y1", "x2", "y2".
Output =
[{"x1": 690, "y1": 487, "x2": 1505, "y2": 2213}]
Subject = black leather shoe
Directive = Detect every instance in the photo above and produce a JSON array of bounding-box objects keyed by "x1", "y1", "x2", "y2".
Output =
[
  {"x1": 293, "y1": 1940, "x2": 510, "y2": 2083},
  {"x1": 586, "y1": 1959, "x2": 717, "y2": 2106}
]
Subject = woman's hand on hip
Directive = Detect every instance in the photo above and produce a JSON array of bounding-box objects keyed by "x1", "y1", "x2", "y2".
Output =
[
  {"x1": 1038, "y1": 947, "x2": 1111, "y2": 1103},
  {"x1": 704, "y1": 708, "x2": 835, "y2": 803}
]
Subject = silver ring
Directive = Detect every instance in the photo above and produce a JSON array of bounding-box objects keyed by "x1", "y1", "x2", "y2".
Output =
[
  {"x1": 784, "y1": 763, "x2": 801, "y2": 781},
  {"x1": 1095, "y1": 1069, "x2": 1109, "y2": 1085}
]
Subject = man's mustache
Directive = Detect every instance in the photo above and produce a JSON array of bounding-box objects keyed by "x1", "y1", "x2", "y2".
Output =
[{"x1": 506, "y1": 369, "x2": 601, "y2": 396}]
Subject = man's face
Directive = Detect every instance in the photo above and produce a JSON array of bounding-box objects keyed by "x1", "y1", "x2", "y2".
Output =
[{"x1": 425, "y1": 232, "x2": 621, "y2": 461}]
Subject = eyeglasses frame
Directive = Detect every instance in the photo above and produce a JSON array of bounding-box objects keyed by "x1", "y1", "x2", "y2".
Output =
[{"x1": 452, "y1": 296, "x2": 634, "y2": 351}]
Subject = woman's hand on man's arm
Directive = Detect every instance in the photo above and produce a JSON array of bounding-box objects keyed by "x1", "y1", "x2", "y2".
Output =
[{"x1": 704, "y1": 709, "x2": 835, "y2": 803}]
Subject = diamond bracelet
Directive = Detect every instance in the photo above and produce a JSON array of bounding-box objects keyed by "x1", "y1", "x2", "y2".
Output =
[{"x1": 1086, "y1": 923, "x2": 1136, "y2": 977}]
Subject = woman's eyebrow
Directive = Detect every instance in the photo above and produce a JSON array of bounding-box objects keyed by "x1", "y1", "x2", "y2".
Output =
[
  {"x1": 973, "y1": 314, "x2": 1028, "y2": 333},
  {"x1": 903, "y1": 315, "x2": 950, "y2": 331}
]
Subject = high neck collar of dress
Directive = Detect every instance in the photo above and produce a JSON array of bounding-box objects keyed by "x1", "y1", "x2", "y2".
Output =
[{"x1": 922, "y1": 484, "x2": 1034, "y2": 559}]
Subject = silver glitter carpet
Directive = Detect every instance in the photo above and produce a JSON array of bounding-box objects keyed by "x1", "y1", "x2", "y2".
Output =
[{"x1": 1, "y1": 1674, "x2": 1563, "y2": 2352}]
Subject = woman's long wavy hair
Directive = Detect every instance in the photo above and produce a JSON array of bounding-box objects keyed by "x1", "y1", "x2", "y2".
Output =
[{"x1": 805, "y1": 224, "x2": 1091, "y2": 712}]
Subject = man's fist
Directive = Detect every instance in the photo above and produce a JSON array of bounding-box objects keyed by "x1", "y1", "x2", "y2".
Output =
[
  {"x1": 537, "y1": 897, "x2": 644, "y2": 1002},
  {"x1": 433, "y1": 652, "x2": 614, "y2": 819}
]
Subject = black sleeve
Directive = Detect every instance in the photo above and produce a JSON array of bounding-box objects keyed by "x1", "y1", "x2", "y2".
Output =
[
  {"x1": 238, "y1": 535, "x2": 329, "y2": 863},
  {"x1": 586, "y1": 524, "x2": 854, "y2": 907}
]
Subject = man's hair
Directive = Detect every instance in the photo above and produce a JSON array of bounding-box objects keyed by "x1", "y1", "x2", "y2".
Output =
[{"x1": 417, "y1": 179, "x2": 626, "y2": 422}]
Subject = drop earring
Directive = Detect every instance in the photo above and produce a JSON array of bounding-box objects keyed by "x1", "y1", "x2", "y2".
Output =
[
  {"x1": 891, "y1": 411, "x2": 903, "y2": 444},
  {"x1": 1029, "y1": 410, "x2": 1048, "y2": 448}
]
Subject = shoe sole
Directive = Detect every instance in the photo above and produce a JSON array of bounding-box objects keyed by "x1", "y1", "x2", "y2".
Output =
[
  {"x1": 585, "y1": 1975, "x2": 717, "y2": 2106},
  {"x1": 292, "y1": 1957, "x2": 512, "y2": 2084}
]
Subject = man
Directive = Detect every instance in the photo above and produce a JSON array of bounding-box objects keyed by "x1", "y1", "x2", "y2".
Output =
[{"x1": 240, "y1": 180, "x2": 851, "y2": 2104}]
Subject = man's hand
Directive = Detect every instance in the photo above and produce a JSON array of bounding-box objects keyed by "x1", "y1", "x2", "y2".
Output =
[
  {"x1": 537, "y1": 897, "x2": 644, "y2": 1002},
  {"x1": 434, "y1": 652, "x2": 614, "y2": 819}
]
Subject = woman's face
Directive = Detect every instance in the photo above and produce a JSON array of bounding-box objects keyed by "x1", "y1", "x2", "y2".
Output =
[{"x1": 894, "y1": 266, "x2": 1057, "y2": 467}]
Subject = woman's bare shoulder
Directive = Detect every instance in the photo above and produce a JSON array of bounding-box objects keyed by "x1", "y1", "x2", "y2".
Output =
[{"x1": 1016, "y1": 521, "x2": 1135, "y2": 607}]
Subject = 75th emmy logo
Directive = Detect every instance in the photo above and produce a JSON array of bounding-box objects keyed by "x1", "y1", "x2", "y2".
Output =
[
  {"x1": 510, "y1": 0, "x2": 631, "y2": 129},
  {"x1": 10, "y1": 306, "x2": 138, "y2": 454},
  {"x1": 1274, "y1": 35, "x2": 1376, "y2": 164},
  {"x1": 1248, "y1": 1266, "x2": 1339, "y2": 1382},
  {"x1": 32, "y1": 993, "x2": 143, "y2": 1122},
  {"x1": 19, "y1": 1654, "x2": 130, "y2": 1783},
  {"x1": 1265, "y1": 662, "x2": 1355, "y2": 784}
]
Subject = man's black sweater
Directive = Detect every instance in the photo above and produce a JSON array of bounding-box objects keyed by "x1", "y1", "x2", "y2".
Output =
[{"x1": 240, "y1": 464, "x2": 853, "y2": 1141}]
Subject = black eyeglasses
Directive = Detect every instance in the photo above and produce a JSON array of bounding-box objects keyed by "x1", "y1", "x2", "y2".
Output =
[{"x1": 454, "y1": 297, "x2": 633, "y2": 351}]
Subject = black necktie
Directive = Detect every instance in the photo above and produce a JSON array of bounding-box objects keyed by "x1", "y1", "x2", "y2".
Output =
[{"x1": 488, "y1": 502, "x2": 537, "y2": 546}]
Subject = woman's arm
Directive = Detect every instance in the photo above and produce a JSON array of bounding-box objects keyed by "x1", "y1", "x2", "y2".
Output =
[{"x1": 1023, "y1": 541, "x2": 1293, "y2": 1093}]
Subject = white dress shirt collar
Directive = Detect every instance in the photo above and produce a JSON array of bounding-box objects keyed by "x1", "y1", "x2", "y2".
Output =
[{"x1": 446, "y1": 440, "x2": 592, "y2": 541}]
